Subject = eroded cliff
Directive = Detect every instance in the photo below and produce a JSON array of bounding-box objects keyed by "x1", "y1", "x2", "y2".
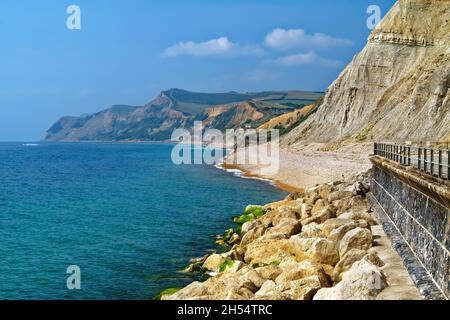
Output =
[{"x1": 284, "y1": 0, "x2": 450, "y2": 145}]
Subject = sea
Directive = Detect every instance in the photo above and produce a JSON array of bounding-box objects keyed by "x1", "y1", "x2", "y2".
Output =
[{"x1": 0, "y1": 142, "x2": 287, "y2": 299}]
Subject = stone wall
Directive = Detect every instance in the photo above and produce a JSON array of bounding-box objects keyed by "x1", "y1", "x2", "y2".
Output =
[{"x1": 370, "y1": 156, "x2": 449, "y2": 298}]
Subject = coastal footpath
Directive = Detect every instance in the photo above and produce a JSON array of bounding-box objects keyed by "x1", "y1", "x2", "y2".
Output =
[{"x1": 162, "y1": 171, "x2": 423, "y2": 300}]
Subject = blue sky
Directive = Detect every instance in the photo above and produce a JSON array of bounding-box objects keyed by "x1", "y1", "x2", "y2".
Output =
[{"x1": 0, "y1": 0, "x2": 396, "y2": 141}]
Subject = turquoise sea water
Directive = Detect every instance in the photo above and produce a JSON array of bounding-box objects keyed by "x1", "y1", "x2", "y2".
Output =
[{"x1": 0, "y1": 142, "x2": 287, "y2": 299}]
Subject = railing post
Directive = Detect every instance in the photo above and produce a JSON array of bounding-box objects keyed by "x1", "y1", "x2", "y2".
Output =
[
  {"x1": 400, "y1": 146, "x2": 404, "y2": 164},
  {"x1": 430, "y1": 149, "x2": 434, "y2": 176},
  {"x1": 403, "y1": 146, "x2": 406, "y2": 165},
  {"x1": 424, "y1": 148, "x2": 428, "y2": 173},
  {"x1": 395, "y1": 145, "x2": 398, "y2": 162},
  {"x1": 408, "y1": 146, "x2": 411, "y2": 166},
  {"x1": 438, "y1": 149, "x2": 442, "y2": 178},
  {"x1": 418, "y1": 147, "x2": 422, "y2": 170}
]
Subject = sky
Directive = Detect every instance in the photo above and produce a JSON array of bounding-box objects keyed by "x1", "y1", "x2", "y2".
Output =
[{"x1": 0, "y1": 0, "x2": 396, "y2": 141}]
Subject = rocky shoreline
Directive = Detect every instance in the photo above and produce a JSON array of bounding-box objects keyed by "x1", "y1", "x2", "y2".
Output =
[{"x1": 161, "y1": 171, "x2": 423, "y2": 300}]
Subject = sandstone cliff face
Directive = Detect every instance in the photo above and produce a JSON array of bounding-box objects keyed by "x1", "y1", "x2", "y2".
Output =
[{"x1": 284, "y1": 0, "x2": 450, "y2": 145}]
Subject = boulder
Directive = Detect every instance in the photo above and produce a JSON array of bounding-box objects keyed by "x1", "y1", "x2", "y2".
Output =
[
  {"x1": 259, "y1": 232, "x2": 288, "y2": 241},
  {"x1": 223, "y1": 261, "x2": 245, "y2": 273},
  {"x1": 222, "y1": 246, "x2": 245, "y2": 262},
  {"x1": 266, "y1": 218, "x2": 301, "y2": 237},
  {"x1": 243, "y1": 269, "x2": 266, "y2": 289},
  {"x1": 289, "y1": 236, "x2": 340, "y2": 265},
  {"x1": 255, "y1": 264, "x2": 282, "y2": 281},
  {"x1": 278, "y1": 275, "x2": 324, "y2": 300},
  {"x1": 244, "y1": 239, "x2": 291, "y2": 265},
  {"x1": 284, "y1": 192, "x2": 306, "y2": 201},
  {"x1": 343, "y1": 181, "x2": 369, "y2": 196},
  {"x1": 311, "y1": 199, "x2": 327, "y2": 215},
  {"x1": 240, "y1": 225, "x2": 266, "y2": 247},
  {"x1": 275, "y1": 260, "x2": 330, "y2": 286},
  {"x1": 228, "y1": 232, "x2": 241, "y2": 245},
  {"x1": 339, "y1": 227, "x2": 373, "y2": 257},
  {"x1": 254, "y1": 280, "x2": 287, "y2": 300},
  {"x1": 304, "y1": 193, "x2": 320, "y2": 206},
  {"x1": 241, "y1": 219, "x2": 263, "y2": 234},
  {"x1": 333, "y1": 195, "x2": 368, "y2": 215},
  {"x1": 328, "y1": 191, "x2": 353, "y2": 203},
  {"x1": 364, "y1": 250, "x2": 385, "y2": 268},
  {"x1": 225, "y1": 287, "x2": 254, "y2": 300},
  {"x1": 300, "y1": 203, "x2": 312, "y2": 219},
  {"x1": 327, "y1": 220, "x2": 369, "y2": 242},
  {"x1": 338, "y1": 209, "x2": 378, "y2": 226},
  {"x1": 305, "y1": 185, "x2": 320, "y2": 194},
  {"x1": 258, "y1": 210, "x2": 278, "y2": 228},
  {"x1": 162, "y1": 281, "x2": 207, "y2": 300},
  {"x1": 203, "y1": 254, "x2": 226, "y2": 272},
  {"x1": 332, "y1": 249, "x2": 367, "y2": 282},
  {"x1": 321, "y1": 218, "x2": 353, "y2": 237},
  {"x1": 313, "y1": 259, "x2": 387, "y2": 300},
  {"x1": 254, "y1": 280, "x2": 277, "y2": 298},
  {"x1": 318, "y1": 184, "x2": 333, "y2": 201},
  {"x1": 272, "y1": 207, "x2": 300, "y2": 225},
  {"x1": 263, "y1": 200, "x2": 288, "y2": 211},
  {"x1": 301, "y1": 205, "x2": 337, "y2": 226},
  {"x1": 299, "y1": 222, "x2": 324, "y2": 238}
]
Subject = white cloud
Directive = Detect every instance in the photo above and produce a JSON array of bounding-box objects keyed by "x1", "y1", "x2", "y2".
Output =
[
  {"x1": 265, "y1": 28, "x2": 352, "y2": 51},
  {"x1": 162, "y1": 37, "x2": 234, "y2": 58},
  {"x1": 276, "y1": 51, "x2": 342, "y2": 67},
  {"x1": 162, "y1": 37, "x2": 265, "y2": 58}
]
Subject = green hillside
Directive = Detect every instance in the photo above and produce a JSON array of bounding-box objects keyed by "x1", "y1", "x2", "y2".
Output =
[{"x1": 165, "y1": 88, "x2": 324, "y2": 115}]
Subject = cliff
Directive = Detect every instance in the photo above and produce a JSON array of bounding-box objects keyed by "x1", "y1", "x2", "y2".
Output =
[
  {"x1": 283, "y1": 0, "x2": 450, "y2": 145},
  {"x1": 46, "y1": 89, "x2": 323, "y2": 141}
]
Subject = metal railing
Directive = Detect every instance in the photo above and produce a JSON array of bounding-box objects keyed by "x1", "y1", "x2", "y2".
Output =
[{"x1": 374, "y1": 142, "x2": 450, "y2": 180}]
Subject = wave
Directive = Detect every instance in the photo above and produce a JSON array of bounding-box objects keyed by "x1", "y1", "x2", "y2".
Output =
[
  {"x1": 22, "y1": 143, "x2": 40, "y2": 147},
  {"x1": 214, "y1": 163, "x2": 276, "y2": 186}
]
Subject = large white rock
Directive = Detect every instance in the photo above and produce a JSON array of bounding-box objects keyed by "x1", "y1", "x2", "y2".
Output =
[
  {"x1": 313, "y1": 259, "x2": 388, "y2": 300},
  {"x1": 339, "y1": 227, "x2": 373, "y2": 257}
]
